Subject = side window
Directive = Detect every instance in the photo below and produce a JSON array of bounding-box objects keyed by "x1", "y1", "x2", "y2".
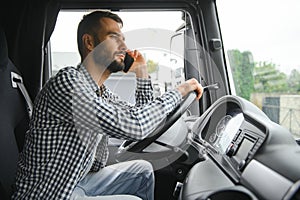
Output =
[
  {"x1": 50, "y1": 11, "x2": 83, "y2": 75},
  {"x1": 50, "y1": 10, "x2": 187, "y2": 102},
  {"x1": 216, "y1": 0, "x2": 300, "y2": 139}
]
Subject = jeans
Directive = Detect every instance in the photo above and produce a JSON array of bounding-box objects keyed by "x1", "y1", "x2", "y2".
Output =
[{"x1": 71, "y1": 160, "x2": 154, "y2": 200}]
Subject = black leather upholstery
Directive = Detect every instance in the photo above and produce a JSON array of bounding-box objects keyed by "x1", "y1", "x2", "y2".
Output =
[
  {"x1": 0, "y1": 27, "x2": 141, "y2": 200},
  {"x1": 0, "y1": 27, "x2": 30, "y2": 200}
]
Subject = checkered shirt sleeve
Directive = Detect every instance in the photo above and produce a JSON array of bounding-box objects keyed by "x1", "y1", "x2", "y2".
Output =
[{"x1": 12, "y1": 66, "x2": 182, "y2": 199}]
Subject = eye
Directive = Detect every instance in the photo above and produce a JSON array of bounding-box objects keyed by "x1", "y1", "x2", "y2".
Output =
[
  {"x1": 110, "y1": 34, "x2": 120, "y2": 40},
  {"x1": 109, "y1": 33, "x2": 125, "y2": 42},
  {"x1": 110, "y1": 34, "x2": 118, "y2": 38}
]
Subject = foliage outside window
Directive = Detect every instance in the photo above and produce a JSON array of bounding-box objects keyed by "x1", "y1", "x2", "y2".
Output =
[{"x1": 217, "y1": 0, "x2": 300, "y2": 139}]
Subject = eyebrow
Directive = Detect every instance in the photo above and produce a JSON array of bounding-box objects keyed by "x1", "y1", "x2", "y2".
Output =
[{"x1": 108, "y1": 31, "x2": 125, "y2": 41}]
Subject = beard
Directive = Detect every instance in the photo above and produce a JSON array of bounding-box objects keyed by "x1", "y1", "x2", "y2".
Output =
[
  {"x1": 107, "y1": 59, "x2": 125, "y2": 73},
  {"x1": 91, "y1": 41, "x2": 125, "y2": 73}
]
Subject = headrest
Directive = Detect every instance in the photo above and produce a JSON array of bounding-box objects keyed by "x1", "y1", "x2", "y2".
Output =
[{"x1": 0, "y1": 26, "x2": 9, "y2": 70}]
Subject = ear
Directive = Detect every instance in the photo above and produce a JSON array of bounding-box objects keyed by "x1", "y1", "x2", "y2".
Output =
[{"x1": 82, "y1": 34, "x2": 94, "y2": 51}]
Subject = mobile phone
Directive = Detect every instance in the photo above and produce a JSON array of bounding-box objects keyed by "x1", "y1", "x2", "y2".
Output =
[{"x1": 123, "y1": 52, "x2": 134, "y2": 73}]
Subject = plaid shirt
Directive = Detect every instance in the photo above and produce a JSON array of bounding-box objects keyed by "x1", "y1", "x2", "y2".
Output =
[{"x1": 12, "y1": 65, "x2": 181, "y2": 199}]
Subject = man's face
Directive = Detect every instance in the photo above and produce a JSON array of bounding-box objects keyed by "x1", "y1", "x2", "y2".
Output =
[{"x1": 92, "y1": 17, "x2": 127, "y2": 73}]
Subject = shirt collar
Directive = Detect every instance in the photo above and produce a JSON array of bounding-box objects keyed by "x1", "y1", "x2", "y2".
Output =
[{"x1": 77, "y1": 64, "x2": 101, "y2": 94}]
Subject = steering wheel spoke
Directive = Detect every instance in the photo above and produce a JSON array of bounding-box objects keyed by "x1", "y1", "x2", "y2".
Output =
[{"x1": 115, "y1": 91, "x2": 197, "y2": 162}]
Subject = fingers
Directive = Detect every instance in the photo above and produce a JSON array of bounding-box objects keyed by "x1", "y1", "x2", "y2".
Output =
[
  {"x1": 177, "y1": 78, "x2": 203, "y2": 100},
  {"x1": 127, "y1": 49, "x2": 147, "y2": 67},
  {"x1": 188, "y1": 78, "x2": 203, "y2": 100},
  {"x1": 132, "y1": 50, "x2": 139, "y2": 60},
  {"x1": 126, "y1": 49, "x2": 148, "y2": 78},
  {"x1": 126, "y1": 49, "x2": 141, "y2": 61},
  {"x1": 195, "y1": 84, "x2": 203, "y2": 100}
]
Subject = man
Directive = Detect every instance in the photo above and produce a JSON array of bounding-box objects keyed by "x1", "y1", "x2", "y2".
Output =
[{"x1": 12, "y1": 10, "x2": 203, "y2": 200}]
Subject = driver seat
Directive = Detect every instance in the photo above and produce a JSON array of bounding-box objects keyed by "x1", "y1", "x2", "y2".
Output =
[
  {"x1": 0, "y1": 26, "x2": 30, "y2": 200},
  {"x1": 0, "y1": 27, "x2": 141, "y2": 200}
]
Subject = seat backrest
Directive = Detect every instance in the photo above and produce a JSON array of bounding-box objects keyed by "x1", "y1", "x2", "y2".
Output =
[
  {"x1": 0, "y1": 26, "x2": 143, "y2": 200},
  {"x1": 0, "y1": 27, "x2": 31, "y2": 200}
]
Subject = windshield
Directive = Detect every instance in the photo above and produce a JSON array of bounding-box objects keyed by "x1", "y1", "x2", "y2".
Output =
[{"x1": 216, "y1": 0, "x2": 300, "y2": 139}]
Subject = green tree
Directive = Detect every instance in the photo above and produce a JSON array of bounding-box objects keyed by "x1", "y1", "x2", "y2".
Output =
[
  {"x1": 253, "y1": 62, "x2": 288, "y2": 93},
  {"x1": 227, "y1": 49, "x2": 254, "y2": 100},
  {"x1": 287, "y1": 69, "x2": 300, "y2": 93},
  {"x1": 147, "y1": 59, "x2": 158, "y2": 74}
]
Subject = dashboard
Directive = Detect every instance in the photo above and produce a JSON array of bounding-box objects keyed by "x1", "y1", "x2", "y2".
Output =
[
  {"x1": 180, "y1": 95, "x2": 300, "y2": 200},
  {"x1": 201, "y1": 107, "x2": 266, "y2": 177}
]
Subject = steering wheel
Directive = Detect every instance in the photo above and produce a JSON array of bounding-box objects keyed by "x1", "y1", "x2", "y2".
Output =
[{"x1": 115, "y1": 91, "x2": 197, "y2": 162}]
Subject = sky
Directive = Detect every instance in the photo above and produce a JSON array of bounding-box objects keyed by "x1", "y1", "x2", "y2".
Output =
[
  {"x1": 216, "y1": 0, "x2": 300, "y2": 74},
  {"x1": 51, "y1": 1, "x2": 300, "y2": 75}
]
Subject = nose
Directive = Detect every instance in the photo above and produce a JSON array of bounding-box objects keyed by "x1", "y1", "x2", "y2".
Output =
[{"x1": 119, "y1": 40, "x2": 127, "y2": 51}]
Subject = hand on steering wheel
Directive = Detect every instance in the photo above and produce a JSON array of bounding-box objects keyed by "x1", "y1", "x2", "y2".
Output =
[{"x1": 115, "y1": 91, "x2": 198, "y2": 162}]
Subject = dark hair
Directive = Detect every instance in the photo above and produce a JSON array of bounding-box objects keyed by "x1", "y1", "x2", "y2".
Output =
[{"x1": 77, "y1": 10, "x2": 123, "y2": 58}]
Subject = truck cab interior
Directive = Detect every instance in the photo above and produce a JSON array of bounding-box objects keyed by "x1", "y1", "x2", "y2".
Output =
[{"x1": 1, "y1": 0, "x2": 300, "y2": 200}]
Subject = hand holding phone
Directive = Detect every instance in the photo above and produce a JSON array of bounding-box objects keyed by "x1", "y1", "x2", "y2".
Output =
[
  {"x1": 123, "y1": 52, "x2": 134, "y2": 73},
  {"x1": 123, "y1": 50, "x2": 148, "y2": 78}
]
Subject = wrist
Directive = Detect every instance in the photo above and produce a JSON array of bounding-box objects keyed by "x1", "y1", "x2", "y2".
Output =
[
  {"x1": 135, "y1": 64, "x2": 149, "y2": 78},
  {"x1": 176, "y1": 83, "x2": 192, "y2": 97}
]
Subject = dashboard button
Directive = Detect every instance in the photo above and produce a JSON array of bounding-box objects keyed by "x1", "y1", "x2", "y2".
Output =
[
  {"x1": 238, "y1": 160, "x2": 246, "y2": 171},
  {"x1": 226, "y1": 143, "x2": 237, "y2": 157}
]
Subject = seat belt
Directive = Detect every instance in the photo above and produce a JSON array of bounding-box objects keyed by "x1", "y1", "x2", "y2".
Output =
[{"x1": 11, "y1": 72, "x2": 33, "y2": 118}]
